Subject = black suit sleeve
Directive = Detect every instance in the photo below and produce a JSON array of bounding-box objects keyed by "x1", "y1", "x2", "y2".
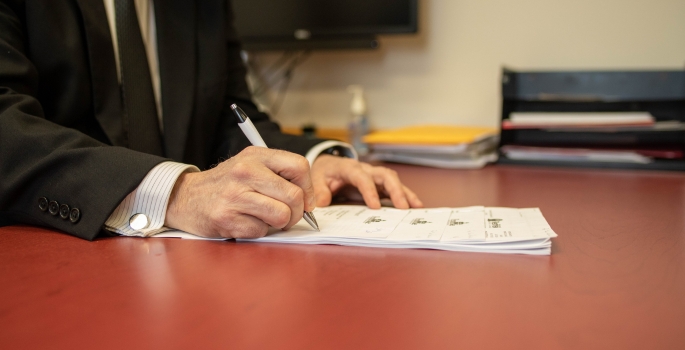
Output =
[
  {"x1": 0, "y1": 2, "x2": 166, "y2": 240},
  {"x1": 211, "y1": 0, "x2": 327, "y2": 161}
]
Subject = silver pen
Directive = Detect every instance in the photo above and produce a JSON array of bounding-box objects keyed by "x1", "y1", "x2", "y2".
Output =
[{"x1": 230, "y1": 103, "x2": 320, "y2": 231}]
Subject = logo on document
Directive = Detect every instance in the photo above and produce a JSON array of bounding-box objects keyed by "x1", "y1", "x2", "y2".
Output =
[
  {"x1": 410, "y1": 218, "x2": 431, "y2": 225},
  {"x1": 448, "y1": 219, "x2": 467, "y2": 226},
  {"x1": 364, "y1": 216, "x2": 385, "y2": 224},
  {"x1": 487, "y1": 218, "x2": 503, "y2": 229}
]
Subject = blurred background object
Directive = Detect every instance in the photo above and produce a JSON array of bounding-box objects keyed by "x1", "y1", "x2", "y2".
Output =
[
  {"x1": 498, "y1": 69, "x2": 685, "y2": 170},
  {"x1": 235, "y1": 0, "x2": 685, "y2": 131}
]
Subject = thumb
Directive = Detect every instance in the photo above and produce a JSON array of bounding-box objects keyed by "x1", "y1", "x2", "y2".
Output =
[{"x1": 313, "y1": 176, "x2": 333, "y2": 207}]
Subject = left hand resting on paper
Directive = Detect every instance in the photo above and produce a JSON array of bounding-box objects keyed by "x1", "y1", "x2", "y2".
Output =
[{"x1": 310, "y1": 155, "x2": 424, "y2": 209}]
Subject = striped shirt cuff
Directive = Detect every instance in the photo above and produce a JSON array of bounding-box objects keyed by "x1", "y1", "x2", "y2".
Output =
[{"x1": 104, "y1": 161, "x2": 200, "y2": 237}]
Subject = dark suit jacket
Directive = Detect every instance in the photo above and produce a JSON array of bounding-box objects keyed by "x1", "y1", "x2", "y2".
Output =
[{"x1": 0, "y1": 0, "x2": 323, "y2": 240}]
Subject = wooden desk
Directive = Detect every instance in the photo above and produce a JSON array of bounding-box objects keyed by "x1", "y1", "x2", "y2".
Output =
[{"x1": 1, "y1": 165, "x2": 684, "y2": 349}]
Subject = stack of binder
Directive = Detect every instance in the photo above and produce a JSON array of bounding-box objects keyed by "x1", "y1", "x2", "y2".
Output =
[
  {"x1": 498, "y1": 69, "x2": 685, "y2": 171},
  {"x1": 363, "y1": 125, "x2": 499, "y2": 169}
]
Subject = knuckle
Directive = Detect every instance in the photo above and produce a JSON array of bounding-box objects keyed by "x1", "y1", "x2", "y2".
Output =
[
  {"x1": 257, "y1": 224, "x2": 269, "y2": 237},
  {"x1": 349, "y1": 165, "x2": 364, "y2": 179},
  {"x1": 208, "y1": 208, "x2": 227, "y2": 226},
  {"x1": 242, "y1": 146, "x2": 258, "y2": 155},
  {"x1": 295, "y1": 156, "x2": 310, "y2": 171},
  {"x1": 230, "y1": 161, "x2": 253, "y2": 179},
  {"x1": 229, "y1": 221, "x2": 268, "y2": 239},
  {"x1": 240, "y1": 146, "x2": 267, "y2": 159},
  {"x1": 285, "y1": 186, "x2": 304, "y2": 202},
  {"x1": 244, "y1": 222, "x2": 269, "y2": 239}
]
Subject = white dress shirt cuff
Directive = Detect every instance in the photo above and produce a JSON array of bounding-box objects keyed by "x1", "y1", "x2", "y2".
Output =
[
  {"x1": 304, "y1": 140, "x2": 358, "y2": 166},
  {"x1": 104, "y1": 161, "x2": 200, "y2": 237}
]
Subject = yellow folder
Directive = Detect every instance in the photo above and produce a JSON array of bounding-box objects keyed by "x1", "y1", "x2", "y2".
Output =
[{"x1": 363, "y1": 125, "x2": 498, "y2": 145}]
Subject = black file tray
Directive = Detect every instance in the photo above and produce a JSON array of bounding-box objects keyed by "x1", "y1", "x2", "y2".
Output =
[{"x1": 498, "y1": 68, "x2": 685, "y2": 171}]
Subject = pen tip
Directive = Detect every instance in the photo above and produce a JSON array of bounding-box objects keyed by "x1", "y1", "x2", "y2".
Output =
[
  {"x1": 303, "y1": 211, "x2": 320, "y2": 231},
  {"x1": 231, "y1": 104, "x2": 248, "y2": 123}
]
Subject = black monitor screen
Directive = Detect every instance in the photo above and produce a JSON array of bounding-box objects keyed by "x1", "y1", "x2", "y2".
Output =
[{"x1": 233, "y1": 0, "x2": 417, "y2": 49}]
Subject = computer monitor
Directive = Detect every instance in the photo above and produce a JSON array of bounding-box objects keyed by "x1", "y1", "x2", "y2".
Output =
[{"x1": 232, "y1": 0, "x2": 418, "y2": 51}]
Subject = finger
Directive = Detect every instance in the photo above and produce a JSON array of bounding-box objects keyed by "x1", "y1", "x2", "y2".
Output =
[
  {"x1": 218, "y1": 213, "x2": 269, "y2": 239},
  {"x1": 312, "y1": 174, "x2": 333, "y2": 207},
  {"x1": 245, "y1": 147, "x2": 316, "y2": 211},
  {"x1": 236, "y1": 191, "x2": 294, "y2": 229},
  {"x1": 247, "y1": 172, "x2": 304, "y2": 229},
  {"x1": 344, "y1": 165, "x2": 381, "y2": 209},
  {"x1": 227, "y1": 158, "x2": 305, "y2": 228},
  {"x1": 371, "y1": 168, "x2": 410, "y2": 209},
  {"x1": 402, "y1": 185, "x2": 424, "y2": 208}
]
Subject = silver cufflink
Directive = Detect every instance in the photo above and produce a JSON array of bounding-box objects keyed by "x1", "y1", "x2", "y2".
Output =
[{"x1": 129, "y1": 213, "x2": 150, "y2": 230}]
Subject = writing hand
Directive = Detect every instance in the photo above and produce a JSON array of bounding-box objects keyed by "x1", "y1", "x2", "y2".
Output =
[{"x1": 165, "y1": 147, "x2": 315, "y2": 238}]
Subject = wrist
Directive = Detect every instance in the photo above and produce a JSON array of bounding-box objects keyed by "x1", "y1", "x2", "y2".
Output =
[{"x1": 165, "y1": 171, "x2": 193, "y2": 230}]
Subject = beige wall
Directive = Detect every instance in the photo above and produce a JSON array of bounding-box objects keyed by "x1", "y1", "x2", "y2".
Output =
[{"x1": 251, "y1": 0, "x2": 685, "y2": 130}]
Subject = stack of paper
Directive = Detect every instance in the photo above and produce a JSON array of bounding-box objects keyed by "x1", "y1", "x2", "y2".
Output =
[
  {"x1": 502, "y1": 112, "x2": 655, "y2": 129},
  {"x1": 499, "y1": 112, "x2": 685, "y2": 163},
  {"x1": 363, "y1": 125, "x2": 499, "y2": 169},
  {"x1": 232, "y1": 205, "x2": 557, "y2": 255},
  {"x1": 501, "y1": 145, "x2": 656, "y2": 164}
]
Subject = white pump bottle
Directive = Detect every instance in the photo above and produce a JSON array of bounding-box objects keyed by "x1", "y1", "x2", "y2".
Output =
[{"x1": 347, "y1": 85, "x2": 369, "y2": 155}]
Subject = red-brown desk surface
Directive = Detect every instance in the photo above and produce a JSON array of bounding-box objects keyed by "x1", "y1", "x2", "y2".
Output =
[{"x1": 1, "y1": 164, "x2": 684, "y2": 349}]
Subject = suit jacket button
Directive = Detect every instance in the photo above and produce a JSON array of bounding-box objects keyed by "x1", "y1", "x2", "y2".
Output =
[
  {"x1": 59, "y1": 204, "x2": 70, "y2": 219},
  {"x1": 38, "y1": 197, "x2": 49, "y2": 211},
  {"x1": 69, "y1": 208, "x2": 81, "y2": 223},
  {"x1": 48, "y1": 201, "x2": 59, "y2": 215}
]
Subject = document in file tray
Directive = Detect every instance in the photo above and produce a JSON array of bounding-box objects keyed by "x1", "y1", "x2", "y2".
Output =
[{"x1": 156, "y1": 206, "x2": 558, "y2": 255}]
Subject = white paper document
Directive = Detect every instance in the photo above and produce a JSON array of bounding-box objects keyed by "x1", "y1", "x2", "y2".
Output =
[
  {"x1": 248, "y1": 206, "x2": 556, "y2": 255},
  {"x1": 156, "y1": 205, "x2": 557, "y2": 255}
]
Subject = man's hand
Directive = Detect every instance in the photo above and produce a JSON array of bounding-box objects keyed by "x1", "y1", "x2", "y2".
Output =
[
  {"x1": 311, "y1": 155, "x2": 423, "y2": 209},
  {"x1": 165, "y1": 147, "x2": 315, "y2": 238}
]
